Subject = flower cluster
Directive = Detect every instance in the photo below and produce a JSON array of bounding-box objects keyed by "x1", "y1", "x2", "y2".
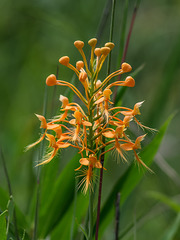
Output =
[{"x1": 26, "y1": 38, "x2": 152, "y2": 193}]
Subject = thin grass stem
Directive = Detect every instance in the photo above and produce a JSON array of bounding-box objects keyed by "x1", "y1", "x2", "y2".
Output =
[
  {"x1": 33, "y1": 84, "x2": 48, "y2": 240},
  {"x1": 113, "y1": 0, "x2": 141, "y2": 102},
  {"x1": 96, "y1": 0, "x2": 112, "y2": 43},
  {"x1": 0, "y1": 147, "x2": 20, "y2": 240}
]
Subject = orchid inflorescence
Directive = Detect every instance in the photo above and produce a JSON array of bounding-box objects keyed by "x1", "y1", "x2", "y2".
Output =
[{"x1": 26, "y1": 38, "x2": 153, "y2": 193}]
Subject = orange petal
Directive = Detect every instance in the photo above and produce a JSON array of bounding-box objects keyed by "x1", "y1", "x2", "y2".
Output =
[
  {"x1": 35, "y1": 114, "x2": 47, "y2": 129},
  {"x1": 25, "y1": 133, "x2": 46, "y2": 151},
  {"x1": 47, "y1": 124, "x2": 60, "y2": 130},
  {"x1": 133, "y1": 150, "x2": 153, "y2": 173},
  {"x1": 57, "y1": 142, "x2": 71, "y2": 148},
  {"x1": 36, "y1": 148, "x2": 58, "y2": 166},
  {"x1": 64, "y1": 106, "x2": 77, "y2": 111},
  {"x1": 58, "y1": 135, "x2": 71, "y2": 142},
  {"x1": 45, "y1": 134, "x2": 57, "y2": 148},
  {"x1": 120, "y1": 111, "x2": 133, "y2": 116},
  {"x1": 80, "y1": 158, "x2": 89, "y2": 166},
  {"x1": 59, "y1": 95, "x2": 69, "y2": 108},
  {"x1": 133, "y1": 101, "x2": 144, "y2": 115},
  {"x1": 83, "y1": 120, "x2": 92, "y2": 126},
  {"x1": 69, "y1": 119, "x2": 76, "y2": 125},
  {"x1": 134, "y1": 134, "x2": 147, "y2": 149},
  {"x1": 102, "y1": 131, "x2": 115, "y2": 138},
  {"x1": 121, "y1": 143, "x2": 134, "y2": 151},
  {"x1": 95, "y1": 97, "x2": 104, "y2": 104},
  {"x1": 123, "y1": 116, "x2": 133, "y2": 127},
  {"x1": 95, "y1": 161, "x2": 102, "y2": 168}
]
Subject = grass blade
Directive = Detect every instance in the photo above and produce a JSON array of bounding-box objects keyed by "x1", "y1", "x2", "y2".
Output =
[
  {"x1": 38, "y1": 152, "x2": 80, "y2": 237},
  {"x1": 97, "y1": 114, "x2": 174, "y2": 238},
  {"x1": 161, "y1": 213, "x2": 180, "y2": 240},
  {"x1": 148, "y1": 191, "x2": 180, "y2": 213},
  {"x1": 0, "y1": 211, "x2": 8, "y2": 240}
]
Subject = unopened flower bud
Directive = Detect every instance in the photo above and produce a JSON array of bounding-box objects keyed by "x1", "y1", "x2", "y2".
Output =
[
  {"x1": 96, "y1": 80, "x2": 102, "y2": 88},
  {"x1": 46, "y1": 74, "x2": 57, "y2": 86},
  {"x1": 124, "y1": 76, "x2": 135, "y2": 87},
  {"x1": 121, "y1": 62, "x2": 132, "y2": 72},
  {"x1": 76, "y1": 61, "x2": 84, "y2": 70},
  {"x1": 59, "y1": 56, "x2": 70, "y2": 66},
  {"x1": 79, "y1": 71, "x2": 87, "y2": 83},
  {"x1": 74, "y1": 40, "x2": 84, "y2": 49},
  {"x1": 88, "y1": 38, "x2": 97, "y2": 47},
  {"x1": 94, "y1": 48, "x2": 101, "y2": 57},
  {"x1": 105, "y1": 42, "x2": 115, "y2": 50},
  {"x1": 101, "y1": 47, "x2": 111, "y2": 56}
]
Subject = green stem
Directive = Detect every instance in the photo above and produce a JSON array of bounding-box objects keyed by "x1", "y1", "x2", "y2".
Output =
[{"x1": 88, "y1": 188, "x2": 94, "y2": 240}]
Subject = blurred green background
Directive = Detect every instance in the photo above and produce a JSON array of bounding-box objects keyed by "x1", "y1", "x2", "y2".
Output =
[{"x1": 0, "y1": 0, "x2": 180, "y2": 239}]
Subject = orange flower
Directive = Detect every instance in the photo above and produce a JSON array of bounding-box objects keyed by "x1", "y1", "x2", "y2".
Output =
[
  {"x1": 76, "y1": 154, "x2": 102, "y2": 194},
  {"x1": 36, "y1": 133, "x2": 70, "y2": 166},
  {"x1": 102, "y1": 125, "x2": 127, "y2": 162},
  {"x1": 69, "y1": 110, "x2": 92, "y2": 148},
  {"x1": 121, "y1": 134, "x2": 152, "y2": 172}
]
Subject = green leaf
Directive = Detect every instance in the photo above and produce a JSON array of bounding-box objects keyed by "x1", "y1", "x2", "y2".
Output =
[
  {"x1": 75, "y1": 220, "x2": 88, "y2": 240},
  {"x1": 0, "y1": 187, "x2": 9, "y2": 210},
  {"x1": 148, "y1": 191, "x2": 180, "y2": 213},
  {"x1": 38, "y1": 151, "x2": 81, "y2": 237},
  {"x1": 161, "y1": 213, "x2": 180, "y2": 240},
  {"x1": 0, "y1": 189, "x2": 29, "y2": 232},
  {"x1": 50, "y1": 191, "x2": 89, "y2": 240},
  {"x1": 0, "y1": 210, "x2": 8, "y2": 240},
  {"x1": 97, "y1": 114, "x2": 173, "y2": 238}
]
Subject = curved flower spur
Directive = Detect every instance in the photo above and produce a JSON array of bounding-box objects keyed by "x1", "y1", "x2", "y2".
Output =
[{"x1": 26, "y1": 38, "x2": 153, "y2": 193}]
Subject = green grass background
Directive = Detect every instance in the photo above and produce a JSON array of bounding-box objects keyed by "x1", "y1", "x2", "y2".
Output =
[{"x1": 0, "y1": 0, "x2": 180, "y2": 239}]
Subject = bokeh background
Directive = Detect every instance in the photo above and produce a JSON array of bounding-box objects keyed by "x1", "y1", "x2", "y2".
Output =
[{"x1": 0, "y1": 0, "x2": 180, "y2": 239}]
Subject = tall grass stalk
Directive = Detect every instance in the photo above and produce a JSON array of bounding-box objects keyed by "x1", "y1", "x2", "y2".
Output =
[
  {"x1": 33, "y1": 84, "x2": 48, "y2": 240},
  {"x1": 113, "y1": 0, "x2": 141, "y2": 102},
  {"x1": 95, "y1": 0, "x2": 116, "y2": 239}
]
